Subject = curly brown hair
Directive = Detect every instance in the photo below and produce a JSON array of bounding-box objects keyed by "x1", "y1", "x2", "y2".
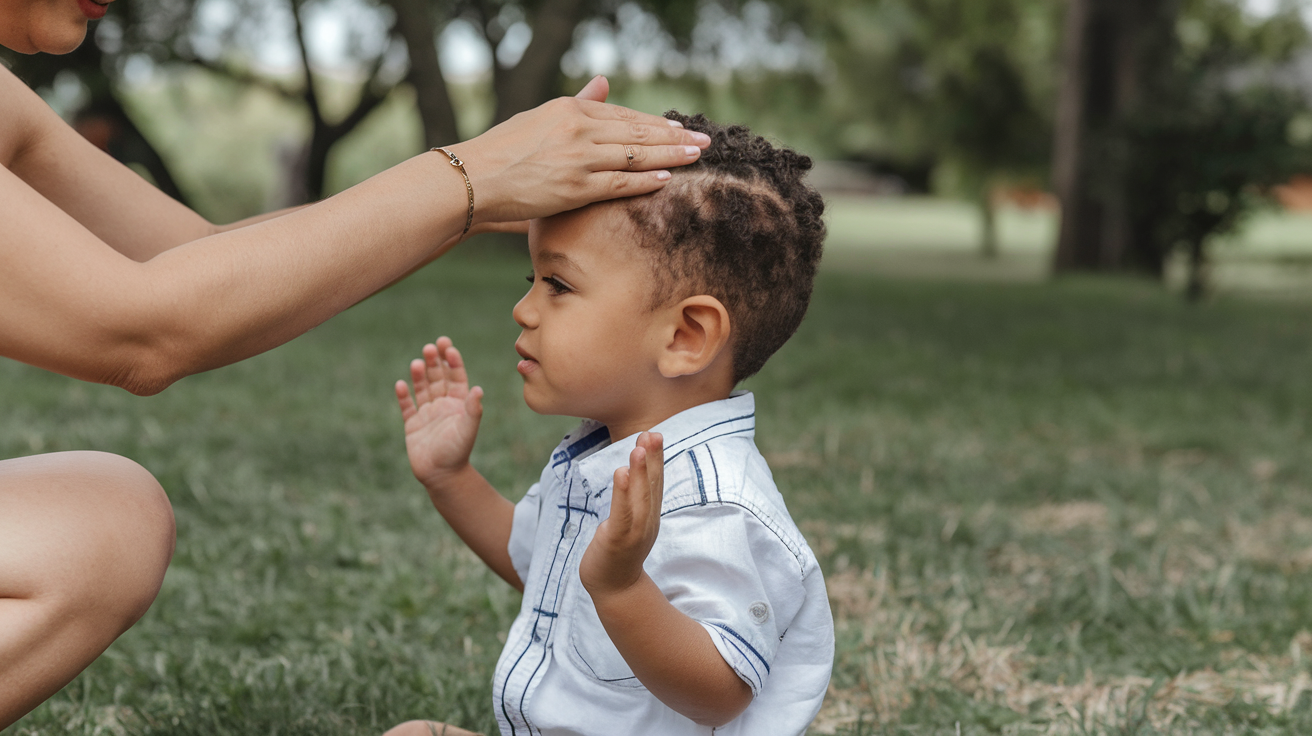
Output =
[{"x1": 620, "y1": 111, "x2": 826, "y2": 383}]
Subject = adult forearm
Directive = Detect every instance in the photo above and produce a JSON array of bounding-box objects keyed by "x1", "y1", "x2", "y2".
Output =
[
  {"x1": 214, "y1": 204, "x2": 312, "y2": 233},
  {"x1": 590, "y1": 574, "x2": 752, "y2": 726},
  {"x1": 2, "y1": 81, "x2": 711, "y2": 390},
  {"x1": 125, "y1": 154, "x2": 468, "y2": 390},
  {"x1": 424, "y1": 464, "x2": 520, "y2": 590}
]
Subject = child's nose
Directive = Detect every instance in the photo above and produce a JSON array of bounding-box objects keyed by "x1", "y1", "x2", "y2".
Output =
[{"x1": 512, "y1": 293, "x2": 535, "y2": 328}]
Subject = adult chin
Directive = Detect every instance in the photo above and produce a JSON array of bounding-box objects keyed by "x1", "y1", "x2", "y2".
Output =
[{"x1": 0, "y1": 0, "x2": 95, "y2": 55}]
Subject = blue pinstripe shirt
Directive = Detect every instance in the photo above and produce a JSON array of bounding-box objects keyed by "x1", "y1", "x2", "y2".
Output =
[{"x1": 492, "y1": 392, "x2": 834, "y2": 735}]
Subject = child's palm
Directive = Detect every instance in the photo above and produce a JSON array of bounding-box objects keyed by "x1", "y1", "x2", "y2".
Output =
[{"x1": 395, "y1": 338, "x2": 484, "y2": 487}]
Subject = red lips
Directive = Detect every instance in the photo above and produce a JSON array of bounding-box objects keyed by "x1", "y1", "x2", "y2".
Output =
[
  {"x1": 515, "y1": 341, "x2": 539, "y2": 376},
  {"x1": 78, "y1": 0, "x2": 110, "y2": 20}
]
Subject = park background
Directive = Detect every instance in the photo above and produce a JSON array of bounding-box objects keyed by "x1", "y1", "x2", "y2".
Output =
[{"x1": 6, "y1": 0, "x2": 1312, "y2": 732}]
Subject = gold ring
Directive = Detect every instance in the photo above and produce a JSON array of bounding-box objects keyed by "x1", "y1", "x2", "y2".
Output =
[{"x1": 625, "y1": 146, "x2": 636, "y2": 168}]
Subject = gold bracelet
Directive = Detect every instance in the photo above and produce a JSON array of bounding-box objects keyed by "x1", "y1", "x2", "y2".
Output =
[{"x1": 432, "y1": 147, "x2": 474, "y2": 237}]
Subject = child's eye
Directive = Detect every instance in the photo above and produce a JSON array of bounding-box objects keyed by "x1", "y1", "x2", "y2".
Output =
[{"x1": 525, "y1": 272, "x2": 571, "y2": 295}]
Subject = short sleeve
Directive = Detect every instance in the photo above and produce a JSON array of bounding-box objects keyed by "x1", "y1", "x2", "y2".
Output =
[
  {"x1": 507, "y1": 482, "x2": 543, "y2": 586},
  {"x1": 644, "y1": 503, "x2": 808, "y2": 697}
]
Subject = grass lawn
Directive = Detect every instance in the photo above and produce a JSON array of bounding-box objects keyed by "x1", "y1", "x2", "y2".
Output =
[{"x1": 6, "y1": 242, "x2": 1312, "y2": 735}]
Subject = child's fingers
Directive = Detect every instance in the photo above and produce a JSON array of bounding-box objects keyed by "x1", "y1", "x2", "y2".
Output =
[
  {"x1": 425, "y1": 341, "x2": 445, "y2": 397},
  {"x1": 644, "y1": 432, "x2": 664, "y2": 515},
  {"x1": 443, "y1": 344, "x2": 470, "y2": 396},
  {"x1": 395, "y1": 380, "x2": 418, "y2": 421},
  {"x1": 625, "y1": 444, "x2": 651, "y2": 533},
  {"x1": 610, "y1": 463, "x2": 632, "y2": 532},
  {"x1": 411, "y1": 357, "x2": 433, "y2": 405},
  {"x1": 464, "y1": 386, "x2": 484, "y2": 421}
]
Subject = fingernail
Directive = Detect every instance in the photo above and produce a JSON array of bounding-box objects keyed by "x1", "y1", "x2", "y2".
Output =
[
  {"x1": 684, "y1": 145, "x2": 701, "y2": 157},
  {"x1": 655, "y1": 170, "x2": 671, "y2": 181},
  {"x1": 691, "y1": 132, "x2": 711, "y2": 145},
  {"x1": 667, "y1": 119, "x2": 684, "y2": 127}
]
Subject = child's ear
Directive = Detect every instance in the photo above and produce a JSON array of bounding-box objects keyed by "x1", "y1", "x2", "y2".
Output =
[{"x1": 657, "y1": 296, "x2": 731, "y2": 379}]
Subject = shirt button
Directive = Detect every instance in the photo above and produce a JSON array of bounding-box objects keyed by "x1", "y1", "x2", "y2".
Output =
[
  {"x1": 749, "y1": 601, "x2": 770, "y2": 625},
  {"x1": 565, "y1": 521, "x2": 579, "y2": 536}
]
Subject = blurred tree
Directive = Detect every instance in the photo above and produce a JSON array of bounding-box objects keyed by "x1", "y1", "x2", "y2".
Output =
[
  {"x1": 3, "y1": 0, "x2": 836, "y2": 211},
  {"x1": 174, "y1": 0, "x2": 409, "y2": 204},
  {"x1": 803, "y1": 0, "x2": 1060, "y2": 257},
  {"x1": 485, "y1": 0, "x2": 597, "y2": 125},
  {"x1": 0, "y1": 0, "x2": 405, "y2": 206},
  {"x1": 1052, "y1": 0, "x2": 1179, "y2": 274},
  {"x1": 0, "y1": 0, "x2": 193, "y2": 205},
  {"x1": 1125, "y1": 85, "x2": 1312, "y2": 298},
  {"x1": 387, "y1": 0, "x2": 459, "y2": 147},
  {"x1": 1052, "y1": 0, "x2": 1312, "y2": 293},
  {"x1": 1, "y1": 0, "x2": 609, "y2": 205}
]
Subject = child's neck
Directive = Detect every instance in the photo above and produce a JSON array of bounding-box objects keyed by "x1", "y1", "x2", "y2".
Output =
[{"x1": 600, "y1": 380, "x2": 735, "y2": 444}]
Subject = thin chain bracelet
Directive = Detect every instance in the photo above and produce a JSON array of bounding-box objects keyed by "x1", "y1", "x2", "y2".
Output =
[{"x1": 432, "y1": 147, "x2": 474, "y2": 237}]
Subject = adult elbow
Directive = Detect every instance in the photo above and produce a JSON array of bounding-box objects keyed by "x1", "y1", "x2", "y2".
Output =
[
  {"x1": 109, "y1": 361, "x2": 181, "y2": 396},
  {"x1": 119, "y1": 371, "x2": 179, "y2": 397},
  {"x1": 102, "y1": 342, "x2": 190, "y2": 396}
]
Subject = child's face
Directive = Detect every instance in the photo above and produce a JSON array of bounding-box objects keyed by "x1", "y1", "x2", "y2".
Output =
[{"x1": 513, "y1": 204, "x2": 663, "y2": 425}]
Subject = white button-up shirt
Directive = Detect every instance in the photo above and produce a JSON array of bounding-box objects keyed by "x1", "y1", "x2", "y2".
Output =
[{"x1": 492, "y1": 392, "x2": 834, "y2": 736}]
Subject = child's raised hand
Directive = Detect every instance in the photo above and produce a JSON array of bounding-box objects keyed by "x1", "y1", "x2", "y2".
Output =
[
  {"x1": 580, "y1": 432, "x2": 664, "y2": 597},
  {"x1": 395, "y1": 337, "x2": 484, "y2": 489}
]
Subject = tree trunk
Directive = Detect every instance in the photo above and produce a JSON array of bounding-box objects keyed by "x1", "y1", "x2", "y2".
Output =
[
  {"x1": 1051, "y1": 0, "x2": 1177, "y2": 276},
  {"x1": 387, "y1": 0, "x2": 460, "y2": 147},
  {"x1": 979, "y1": 193, "x2": 999, "y2": 259},
  {"x1": 492, "y1": 0, "x2": 591, "y2": 125},
  {"x1": 288, "y1": 0, "x2": 394, "y2": 202},
  {"x1": 1051, "y1": 0, "x2": 1094, "y2": 272}
]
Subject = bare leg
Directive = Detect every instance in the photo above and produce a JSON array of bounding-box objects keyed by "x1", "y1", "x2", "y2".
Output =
[
  {"x1": 0, "y1": 451, "x2": 175, "y2": 729},
  {"x1": 384, "y1": 720, "x2": 484, "y2": 736}
]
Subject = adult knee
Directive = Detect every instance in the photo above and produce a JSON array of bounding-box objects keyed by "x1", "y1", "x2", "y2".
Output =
[
  {"x1": 383, "y1": 721, "x2": 478, "y2": 736},
  {"x1": 82, "y1": 452, "x2": 175, "y2": 623},
  {"x1": 41, "y1": 452, "x2": 176, "y2": 628},
  {"x1": 383, "y1": 721, "x2": 433, "y2": 736}
]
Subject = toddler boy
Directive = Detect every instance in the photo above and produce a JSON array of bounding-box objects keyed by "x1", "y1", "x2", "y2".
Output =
[{"x1": 389, "y1": 112, "x2": 832, "y2": 736}]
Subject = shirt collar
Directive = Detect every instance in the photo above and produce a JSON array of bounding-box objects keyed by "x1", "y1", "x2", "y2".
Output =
[{"x1": 549, "y1": 391, "x2": 757, "y2": 492}]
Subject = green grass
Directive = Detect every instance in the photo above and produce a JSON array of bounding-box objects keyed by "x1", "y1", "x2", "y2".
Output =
[{"x1": 6, "y1": 243, "x2": 1312, "y2": 735}]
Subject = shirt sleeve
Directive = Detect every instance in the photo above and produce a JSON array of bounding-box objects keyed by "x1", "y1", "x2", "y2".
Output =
[
  {"x1": 507, "y1": 481, "x2": 543, "y2": 586},
  {"x1": 644, "y1": 502, "x2": 808, "y2": 697}
]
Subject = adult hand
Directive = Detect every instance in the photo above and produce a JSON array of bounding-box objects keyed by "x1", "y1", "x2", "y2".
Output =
[{"x1": 455, "y1": 77, "x2": 709, "y2": 224}]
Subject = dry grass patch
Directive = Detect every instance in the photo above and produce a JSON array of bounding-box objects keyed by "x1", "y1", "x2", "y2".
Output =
[
  {"x1": 816, "y1": 567, "x2": 1312, "y2": 734},
  {"x1": 1015, "y1": 502, "x2": 1110, "y2": 535}
]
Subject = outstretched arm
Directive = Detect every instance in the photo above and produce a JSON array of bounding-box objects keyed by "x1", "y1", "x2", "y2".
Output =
[
  {"x1": 579, "y1": 434, "x2": 753, "y2": 727},
  {"x1": 0, "y1": 71, "x2": 709, "y2": 394},
  {"x1": 395, "y1": 338, "x2": 520, "y2": 591}
]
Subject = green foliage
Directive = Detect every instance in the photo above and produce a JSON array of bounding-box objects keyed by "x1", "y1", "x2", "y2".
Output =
[
  {"x1": 1114, "y1": 0, "x2": 1312, "y2": 290},
  {"x1": 1122, "y1": 85, "x2": 1312, "y2": 274},
  {"x1": 803, "y1": 0, "x2": 1059, "y2": 188}
]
